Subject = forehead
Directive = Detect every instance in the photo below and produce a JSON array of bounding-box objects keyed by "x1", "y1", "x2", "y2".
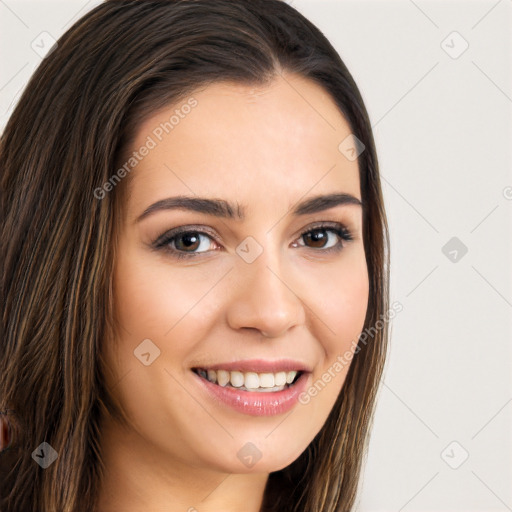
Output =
[{"x1": 124, "y1": 73, "x2": 361, "y2": 216}]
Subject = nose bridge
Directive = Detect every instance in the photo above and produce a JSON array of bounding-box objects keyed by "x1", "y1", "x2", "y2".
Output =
[{"x1": 226, "y1": 239, "x2": 305, "y2": 337}]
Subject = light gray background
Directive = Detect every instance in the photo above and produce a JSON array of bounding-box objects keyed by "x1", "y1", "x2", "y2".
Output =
[{"x1": 1, "y1": 1, "x2": 511, "y2": 510}]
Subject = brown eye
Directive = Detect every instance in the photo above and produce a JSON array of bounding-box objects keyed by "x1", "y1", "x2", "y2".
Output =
[
  {"x1": 153, "y1": 222, "x2": 353, "y2": 261},
  {"x1": 295, "y1": 223, "x2": 353, "y2": 253},
  {"x1": 174, "y1": 232, "x2": 202, "y2": 252},
  {"x1": 302, "y1": 228, "x2": 330, "y2": 249},
  {"x1": 154, "y1": 229, "x2": 217, "y2": 258}
]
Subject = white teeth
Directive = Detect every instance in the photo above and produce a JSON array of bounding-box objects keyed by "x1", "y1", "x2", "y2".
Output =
[
  {"x1": 274, "y1": 371, "x2": 287, "y2": 386},
  {"x1": 230, "y1": 371, "x2": 244, "y2": 388},
  {"x1": 196, "y1": 368, "x2": 302, "y2": 389},
  {"x1": 286, "y1": 371, "x2": 297, "y2": 384},
  {"x1": 216, "y1": 370, "x2": 229, "y2": 387},
  {"x1": 259, "y1": 373, "x2": 275, "y2": 388},
  {"x1": 244, "y1": 372, "x2": 260, "y2": 389}
]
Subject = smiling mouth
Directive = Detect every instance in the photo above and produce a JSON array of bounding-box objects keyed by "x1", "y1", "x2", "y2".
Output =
[{"x1": 192, "y1": 367, "x2": 304, "y2": 392}]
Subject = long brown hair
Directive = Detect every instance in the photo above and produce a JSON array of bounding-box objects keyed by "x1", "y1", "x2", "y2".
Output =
[{"x1": 0, "y1": 1, "x2": 390, "y2": 510}]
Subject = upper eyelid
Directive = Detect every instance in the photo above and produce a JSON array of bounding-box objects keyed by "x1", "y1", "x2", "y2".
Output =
[
  {"x1": 161, "y1": 221, "x2": 348, "y2": 238},
  {"x1": 154, "y1": 221, "x2": 352, "y2": 249}
]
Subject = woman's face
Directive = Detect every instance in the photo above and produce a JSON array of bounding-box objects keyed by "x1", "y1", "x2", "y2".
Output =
[{"x1": 106, "y1": 73, "x2": 369, "y2": 474}]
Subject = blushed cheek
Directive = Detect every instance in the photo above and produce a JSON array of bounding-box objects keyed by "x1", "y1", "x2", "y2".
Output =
[
  {"x1": 112, "y1": 248, "x2": 180, "y2": 339},
  {"x1": 319, "y1": 255, "x2": 369, "y2": 365},
  {"x1": 109, "y1": 247, "x2": 217, "y2": 378},
  {"x1": 106, "y1": 248, "x2": 175, "y2": 382},
  {"x1": 300, "y1": 262, "x2": 368, "y2": 418}
]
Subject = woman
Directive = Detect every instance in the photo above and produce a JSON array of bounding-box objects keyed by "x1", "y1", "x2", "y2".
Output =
[{"x1": 0, "y1": 1, "x2": 390, "y2": 510}]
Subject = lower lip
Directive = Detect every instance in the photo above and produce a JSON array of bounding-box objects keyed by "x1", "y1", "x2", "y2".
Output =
[{"x1": 191, "y1": 370, "x2": 310, "y2": 416}]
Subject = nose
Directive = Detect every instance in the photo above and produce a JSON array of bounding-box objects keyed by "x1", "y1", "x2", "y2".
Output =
[{"x1": 225, "y1": 252, "x2": 306, "y2": 338}]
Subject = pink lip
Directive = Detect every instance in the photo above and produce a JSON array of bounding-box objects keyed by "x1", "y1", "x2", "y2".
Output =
[
  {"x1": 191, "y1": 370, "x2": 311, "y2": 416},
  {"x1": 191, "y1": 358, "x2": 311, "y2": 373}
]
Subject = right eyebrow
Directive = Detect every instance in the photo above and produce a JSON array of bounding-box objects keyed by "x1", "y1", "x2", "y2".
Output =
[{"x1": 135, "y1": 192, "x2": 362, "y2": 223}]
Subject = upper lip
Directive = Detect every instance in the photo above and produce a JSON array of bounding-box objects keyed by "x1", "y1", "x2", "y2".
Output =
[{"x1": 192, "y1": 358, "x2": 312, "y2": 373}]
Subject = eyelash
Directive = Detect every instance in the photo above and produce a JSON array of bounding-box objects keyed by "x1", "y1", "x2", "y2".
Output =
[{"x1": 152, "y1": 222, "x2": 354, "y2": 260}]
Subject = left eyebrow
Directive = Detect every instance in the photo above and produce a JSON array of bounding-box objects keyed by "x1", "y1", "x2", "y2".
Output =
[
  {"x1": 135, "y1": 192, "x2": 363, "y2": 223},
  {"x1": 292, "y1": 193, "x2": 363, "y2": 215}
]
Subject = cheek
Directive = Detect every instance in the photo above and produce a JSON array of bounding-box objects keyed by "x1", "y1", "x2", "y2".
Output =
[
  {"x1": 298, "y1": 248, "x2": 368, "y2": 411},
  {"x1": 109, "y1": 245, "x2": 227, "y2": 396},
  {"x1": 309, "y1": 248, "x2": 369, "y2": 355},
  {"x1": 113, "y1": 246, "x2": 215, "y2": 341}
]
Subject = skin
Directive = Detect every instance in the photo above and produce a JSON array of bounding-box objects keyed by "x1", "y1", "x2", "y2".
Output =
[{"x1": 97, "y1": 72, "x2": 369, "y2": 512}]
